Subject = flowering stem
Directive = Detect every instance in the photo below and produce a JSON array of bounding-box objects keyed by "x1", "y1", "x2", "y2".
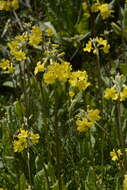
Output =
[
  {"x1": 27, "y1": 150, "x2": 32, "y2": 187},
  {"x1": 54, "y1": 86, "x2": 62, "y2": 190},
  {"x1": 116, "y1": 100, "x2": 127, "y2": 175}
]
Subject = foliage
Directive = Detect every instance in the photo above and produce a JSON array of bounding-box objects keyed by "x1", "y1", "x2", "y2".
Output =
[{"x1": 0, "y1": 0, "x2": 127, "y2": 190}]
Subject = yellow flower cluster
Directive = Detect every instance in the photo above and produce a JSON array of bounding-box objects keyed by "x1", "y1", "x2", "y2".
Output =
[
  {"x1": 104, "y1": 86, "x2": 127, "y2": 101},
  {"x1": 83, "y1": 37, "x2": 110, "y2": 54},
  {"x1": 92, "y1": 1, "x2": 112, "y2": 20},
  {"x1": 0, "y1": 59, "x2": 14, "y2": 72},
  {"x1": 43, "y1": 61, "x2": 72, "y2": 84},
  {"x1": 76, "y1": 108, "x2": 101, "y2": 132},
  {"x1": 69, "y1": 71, "x2": 90, "y2": 91},
  {"x1": 110, "y1": 148, "x2": 127, "y2": 162},
  {"x1": 8, "y1": 33, "x2": 28, "y2": 61},
  {"x1": 0, "y1": 0, "x2": 19, "y2": 11},
  {"x1": 13, "y1": 129, "x2": 40, "y2": 152},
  {"x1": 123, "y1": 174, "x2": 127, "y2": 190},
  {"x1": 29, "y1": 26, "x2": 42, "y2": 48},
  {"x1": 34, "y1": 61, "x2": 45, "y2": 75},
  {"x1": 110, "y1": 149, "x2": 122, "y2": 161}
]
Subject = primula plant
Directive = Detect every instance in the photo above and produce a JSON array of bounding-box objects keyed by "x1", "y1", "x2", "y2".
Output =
[{"x1": 0, "y1": 0, "x2": 127, "y2": 190}]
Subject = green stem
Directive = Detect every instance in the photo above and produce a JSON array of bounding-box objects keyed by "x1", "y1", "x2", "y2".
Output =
[
  {"x1": 116, "y1": 100, "x2": 127, "y2": 175},
  {"x1": 27, "y1": 150, "x2": 32, "y2": 188},
  {"x1": 54, "y1": 87, "x2": 62, "y2": 190}
]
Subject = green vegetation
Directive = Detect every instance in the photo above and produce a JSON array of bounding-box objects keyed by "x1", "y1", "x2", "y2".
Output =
[{"x1": 0, "y1": 0, "x2": 127, "y2": 189}]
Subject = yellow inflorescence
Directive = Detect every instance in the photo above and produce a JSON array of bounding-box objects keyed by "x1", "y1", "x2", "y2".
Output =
[
  {"x1": 8, "y1": 33, "x2": 28, "y2": 61},
  {"x1": 43, "y1": 61, "x2": 72, "y2": 84},
  {"x1": 104, "y1": 86, "x2": 127, "y2": 101},
  {"x1": 29, "y1": 26, "x2": 42, "y2": 48},
  {"x1": 13, "y1": 129, "x2": 40, "y2": 152},
  {"x1": 110, "y1": 149, "x2": 122, "y2": 161},
  {"x1": 0, "y1": 59, "x2": 15, "y2": 72},
  {"x1": 83, "y1": 37, "x2": 110, "y2": 54},
  {"x1": 76, "y1": 108, "x2": 101, "y2": 132},
  {"x1": 92, "y1": 1, "x2": 112, "y2": 20},
  {"x1": 69, "y1": 71, "x2": 90, "y2": 91},
  {"x1": 0, "y1": 0, "x2": 19, "y2": 11},
  {"x1": 104, "y1": 87, "x2": 118, "y2": 100},
  {"x1": 34, "y1": 61, "x2": 45, "y2": 75}
]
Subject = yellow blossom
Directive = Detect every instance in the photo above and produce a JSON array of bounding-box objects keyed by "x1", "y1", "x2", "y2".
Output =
[
  {"x1": 12, "y1": 51, "x2": 26, "y2": 61},
  {"x1": 83, "y1": 37, "x2": 110, "y2": 54},
  {"x1": 76, "y1": 118, "x2": 93, "y2": 132},
  {"x1": 0, "y1": 0, "x2": 19, "y2": 11},
  {"x1": 13, "y1": 138, "x2": 28, "y2": 152},
  {"x1": 91, "y1": 2, "x2": 100, "y2": 12},
  {"x1": 47, "y1": 28, "x2": 54, "y2": 37},
  {"x1": 0, "y1": 1, "x2": 6, "y2": 10},
  {"x1": 29, "y1": 26, "x2": 42, "y2": 47},
  {"x1": 104, "y1": 87, "x2": 118, "y2": 100},
  {"x1": 11, "y1": 0, "x2": 19, "y2": 9},
  {"x1": 83, "y1": 40, "x2": 93, "y2": 53},
  {"x1": 0, "y1": 59, "x2": 14, "y2": 72},
  {"x1": 88, "y1": 109, "x2": 101, "y2": 122},
  {"x1": 0, "y1": 59, "x2": 10, "y2": 70},
  {"x1": 13, "y1": 129, "x2": 40, "y2": 152},
  {"x1": 29, "y1": 132, "x2": 40, "y2": 144},
  {"x1": 76, "y1": 107, "x2": 101, "y2": 132},
  {"x1": 43, "y1": 61, "x2": 72, "y2": 84},
  {"x1": 120, "y1": 86, "x2": 127, "y2": 101},
  {"x1": 69, "y1": 91, "x2": 75, "y2": 97},
  {"x1": 18, "y1": 129, "x2": 28, "y2": 139},
  {"x1": 110, "y1": 149, "x2": 122, "y2": 161},
  {"x1": 98, "y1": 3, "x2": 111, "y2": 20},
  {"x1": 34, "y1": 61, "x2": 45, "y2": 75},
  {"x1": 69, "y1": 71, "x2": 90, "y2": 91}
]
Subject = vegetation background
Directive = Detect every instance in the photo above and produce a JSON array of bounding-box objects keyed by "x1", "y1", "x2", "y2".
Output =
[{"x1": 0, "y1": 0, "x2": 127, "y2": 189}]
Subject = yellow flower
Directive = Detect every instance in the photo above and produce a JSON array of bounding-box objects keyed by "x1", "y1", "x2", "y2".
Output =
[
  {"x1": 11, "y1": 0, "x2": 19, "y2": 9},
  {"x1": 13, "y1": 129, "x2": 40, "y2": 152},
  {"x1": 102, "y1": 43, "x2": 110, "y2": 53},
  {"x1": 47, "y1": 28, "x2": 54, "y2": 37},
  {"x1": 83, "y1": 37, "x2": 110, "y2": 54},
  {"x1": 123, "y1": 174, "x2": 127, "y2": 190},
  {"x1": 110, "y1": 149, "x2": 122, "y2": 161},
  {"x1": 34, "y1": 61, "x2": 45, "y2": 75},
  {"x1": 104, "y1": 87, "x2": 118, "y2": 100},
  {"x1": 95, "y1": 37, "x2": 110, "y2": 53},
  {"x1": 18, "y1": 129, "x2": 28, "y2": 139},
  {"x1": 13, "y1": 138, "x2": 28, "y2": 152},
  {"x1": 82, "y1": 2, "x2": 88, "y2": 10},
  {"x1": 8, "y1": 40, "x2": 19, "y2": 50},
  {"x1": 8, "y1": 63, "x2": 15, "y2": 72},
  {"x1": 29, "y1": 26, "x2": 42, "y2": 47},
  {"x1": 12, "y1": 51, "x2": 26, "y2": 61},
  {"x1": 76, "y1": 107, "x2": 100, "y2": 132},
  {"x1": 69, "y1": 71, "x2": 90, "y2": 91},
  {"x1": 69, "y1": 91, "x2": 75, "y2": 97},
  {"x1": 29, "y1": 132, "x2": 40, "y2": 144},
  {"x1": 120, "y1": 86, "x2": 127, "y2": 101},
  {"x1": 91, "y1": 2, "x2": 100, "y2": 12},
  {"x1": 43, "y1": 61, "x2": 72, "y2": 84},
  {"x1": 76, "y1": 118, "x2": 93, "y2": 132},
  {"x1": 0, "y1": 1, "x2": 6, "y2": 10},
  {"x1": 0, "y1": 0, "x2": 19, "y2": 11},
  {"x1": 83, "y1": 40, "x2": 93, "y2": 53},
  {"x1": 15, "y1": 33, "x2": 28, "y2": 43},
  {"x1": 0, "y1": 59, "x2": 10, "y2": 70},
  {"x1": 88, "y1": 109, "x2": 101, "y2": 122},
  {"x1": 98, "y1": 3, "x2": 111, "y2": 20}
]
